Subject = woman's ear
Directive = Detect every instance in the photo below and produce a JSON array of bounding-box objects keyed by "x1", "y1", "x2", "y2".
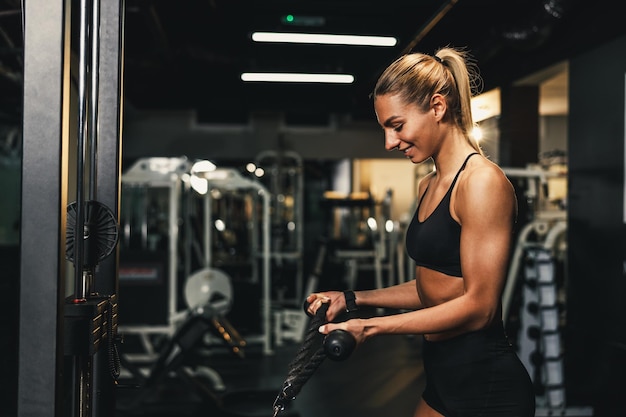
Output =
[{"x1": 431, "y1": 94, "x2": 446, "y2": 120}]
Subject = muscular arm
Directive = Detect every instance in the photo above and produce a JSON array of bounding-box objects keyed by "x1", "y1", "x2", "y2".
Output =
[
  {"x1": 453, "y1": 164, "x2": 516, "y2": 329},
  {"x1": 321, "y1": 163, "x2": 517, "y2": 341}
]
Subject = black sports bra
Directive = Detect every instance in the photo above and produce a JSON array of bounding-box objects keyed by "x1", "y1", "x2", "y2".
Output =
[{"x1": 405, "y1": 153, "x2": 479, "y2": 277}]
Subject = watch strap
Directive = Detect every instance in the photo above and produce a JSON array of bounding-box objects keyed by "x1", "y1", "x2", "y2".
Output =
[{"x1": 344, "y1": 290, "x2": 358, "y2": 312}]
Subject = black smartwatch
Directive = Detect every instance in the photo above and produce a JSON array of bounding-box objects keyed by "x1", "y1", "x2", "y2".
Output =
[{"x1": 343, "y1": 290, "x2": 358, "y2": 313}]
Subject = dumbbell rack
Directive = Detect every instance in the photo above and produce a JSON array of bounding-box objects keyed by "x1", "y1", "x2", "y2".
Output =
[{"x1": 517, "y1": 223, "x2": 593, "y2": 416}]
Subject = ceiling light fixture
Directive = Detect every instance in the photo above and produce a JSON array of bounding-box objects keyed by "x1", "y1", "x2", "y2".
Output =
[
  {"x1": 251, "y1": 32, "x2": 397, "y2": 47},
  {"x1": 241, "y1": 72, "x2": 354, "y2": 83}
]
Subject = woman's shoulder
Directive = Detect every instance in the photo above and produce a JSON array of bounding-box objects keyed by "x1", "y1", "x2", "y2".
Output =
[
  {"x1": 460, "y1": 156, "x2": 515, "y2": 199},
  {"x1": 466, "y1": 155, "x2": 509, "y2": 180},
  {"x1": 454, "y1": 156, "x2": 516, "y2": 222}
]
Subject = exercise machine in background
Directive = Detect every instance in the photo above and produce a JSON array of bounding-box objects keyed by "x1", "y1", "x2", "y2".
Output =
[
  {"x1": 321, "y1": 189, "x2": 398, "y2": 292},
  {"x1": 116, "y1": 159, "x2": 274, "y2": 412},
  {"x1": 502, "y1": 165, "x2": 593, "y2": 417},
  {"x1": 117, "y1": 157, "x2": 273, "y2": 351},
  {"x1": 250, "y1": 151, "x2": 312, "y2": 346},
  {"x1": 117, "y1": 157, "x2": 192, "y2": 365},
  {"x1": 253, "y1": 150, "x2": 305, "y2": 305},
  {"x1": 188, "y1": 162, "x2": 272, "y2": 354}
]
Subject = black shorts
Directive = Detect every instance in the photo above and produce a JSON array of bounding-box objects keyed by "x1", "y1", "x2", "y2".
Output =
[{"x1": 422, "y1": 321, "x2": 535, "y2": 417}]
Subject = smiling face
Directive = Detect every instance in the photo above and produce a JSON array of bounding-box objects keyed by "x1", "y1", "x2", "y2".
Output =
[{"x1": 374, "y1": 93, "x2": 445, "y2": 164}]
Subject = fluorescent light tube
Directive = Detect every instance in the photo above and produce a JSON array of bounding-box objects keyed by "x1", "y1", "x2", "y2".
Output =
[
  {"x1": 241, "y1": 72, "x2": 354, "y2": 83},
  {"x1": 251, "y1": 32, "x2": 397, "y2": 47}
]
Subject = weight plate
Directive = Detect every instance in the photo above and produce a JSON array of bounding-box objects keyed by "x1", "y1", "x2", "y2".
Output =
[{"x1": 184, "y1": 267, "x2": 234, "y2": 315}]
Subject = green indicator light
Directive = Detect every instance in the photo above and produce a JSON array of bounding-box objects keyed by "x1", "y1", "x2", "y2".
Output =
[{"x1": 281, "y1": 14, "x2": 325, "y2": 26}]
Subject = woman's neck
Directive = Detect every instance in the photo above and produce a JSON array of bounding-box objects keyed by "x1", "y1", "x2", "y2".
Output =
[{"x1": 431, "y1": 133, "x2": 477, "y2": 178}]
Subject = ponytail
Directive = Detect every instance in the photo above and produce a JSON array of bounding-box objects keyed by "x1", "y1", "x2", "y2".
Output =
[{"x1": 374, "y1": 46, "x2": 484, "y2": 154}]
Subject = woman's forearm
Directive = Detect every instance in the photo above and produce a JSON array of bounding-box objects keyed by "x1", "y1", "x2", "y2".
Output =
[
  {"x1": 354, "y1": 279, "x2": 422, "y2": 310},
  {"x1": 359, "y1": 294, "x2": 495, "y2": 338}
]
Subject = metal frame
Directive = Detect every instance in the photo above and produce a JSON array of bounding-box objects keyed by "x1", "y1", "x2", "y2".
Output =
[
  {"x1": 502, "y1": 166, "x2": 567, "y2": 320},
  {"x1": 94, "y1": 0, "x2": 125, "y2": 298},
  {"x1": 19, "y1": 0, "x2": 125, "y2": 415},
  {"x1": 197, "y1": 167, "x2": 273, "y2": 354},
  {"x1": 19, "y1": 1, "x2": 69, "y2": 416},
  {"x1": 117, "y1": 157, "x2": 190, "y2": 362},
  {"x1": 255, "y1": 150, "x2": 304, "y2": 302},
  {"x1": 118, "y1": 159, "x2": 275, "y2": 361}
]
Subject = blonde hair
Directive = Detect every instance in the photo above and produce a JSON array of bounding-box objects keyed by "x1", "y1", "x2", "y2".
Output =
[{"x1": 373, "y1": 46, "x2": 483, "y2": 154}]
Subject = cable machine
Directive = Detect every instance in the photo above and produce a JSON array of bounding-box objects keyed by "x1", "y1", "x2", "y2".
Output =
[{"x1": 62, "y1": 0, "x2": 123, "y2": 415}]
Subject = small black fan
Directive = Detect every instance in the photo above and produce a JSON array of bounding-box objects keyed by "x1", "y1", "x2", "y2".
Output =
[{"x1": 66, "y1": 200, "x2": 119, "y2": 266}]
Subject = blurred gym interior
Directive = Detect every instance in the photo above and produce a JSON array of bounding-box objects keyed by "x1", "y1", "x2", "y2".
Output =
[{"x1": 1, "y1": 1, "x2": 626, "y2": 416}]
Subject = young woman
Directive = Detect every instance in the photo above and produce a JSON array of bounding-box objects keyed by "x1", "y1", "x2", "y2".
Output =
[{"x1": 306, "y1": 47, "x2": 535, "y2": 417}]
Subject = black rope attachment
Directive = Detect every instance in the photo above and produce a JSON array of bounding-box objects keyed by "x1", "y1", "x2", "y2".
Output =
[{"x1": 272, "y1": 302, "x2": 329, "y2": 416}]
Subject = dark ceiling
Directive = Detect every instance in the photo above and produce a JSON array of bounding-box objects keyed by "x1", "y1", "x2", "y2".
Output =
[{"x1": 0, "y1": 0, "x2": 624, "y2": 126}]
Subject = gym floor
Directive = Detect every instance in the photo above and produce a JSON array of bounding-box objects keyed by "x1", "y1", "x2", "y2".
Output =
[{"x1": 114, "y1": 315, "x2": 425, "y2": 417}]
